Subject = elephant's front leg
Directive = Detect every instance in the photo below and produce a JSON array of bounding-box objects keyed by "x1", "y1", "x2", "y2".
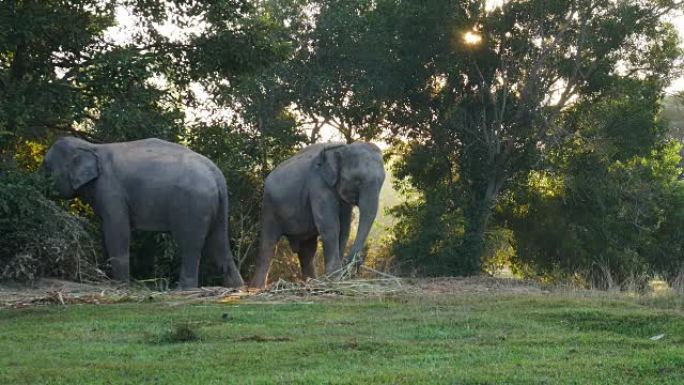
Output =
[
  {"x1": 313, "y1": 200, "x2": 343, "y2": 276},
  {"x1": 101, "y1": 209, "x2": 131, "y2": 285},
  {"x1": 320, "y1": 225, "x2": 342, "y2": 276},
  {"x1": 338, "y1": 202, "x2": 353, "y2": 261}
]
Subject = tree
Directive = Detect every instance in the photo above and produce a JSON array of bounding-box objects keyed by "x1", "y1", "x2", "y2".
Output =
[
  {"x1": 277, "y1": 0, "x2": 404, "y2": 143},
  {"x1": 298, "y1": 0, "x2": 682, "y2": 274},
  {"x1": 432, "y1": 0, "x2": 678, "y2": 272},
  {"x1": 500, "y1": 79, "x2": 684, "y2": 287},
  {"x1": 0, "y1": 0, "x2": 115, "y2": 160}
]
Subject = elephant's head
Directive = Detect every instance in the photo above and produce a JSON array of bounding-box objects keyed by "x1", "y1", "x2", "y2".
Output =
[
  {"x1": 317, "y1": 142, "x2": 386, "y2": 264},
  {"x1": 42, "y1": 137, "x2": 99, "y2": 199}
]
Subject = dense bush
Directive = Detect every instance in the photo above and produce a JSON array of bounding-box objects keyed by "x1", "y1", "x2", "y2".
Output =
[
  {"x1": 387, "y1": 142, "x2": 493, "y2": 277},
  {"x1": 501, "y1": 148, "x2": 684, "y2": 288},
  {"x1": 500, "y1": 85, "x2": 684, "y2": 288},
  {"x1": 387, "y1": 191, "x2": 513, "y2": 277},
  {"x1": 389, "y1": 197, "x2": 464, "y2": 276},
  {"x1": 0, "y1": 171, "x2": 102, "y2": 281}
]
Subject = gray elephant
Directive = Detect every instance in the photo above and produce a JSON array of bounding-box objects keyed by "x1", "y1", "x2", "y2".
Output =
[
  {"x1": 251, "y1": 142, "x2": 385, "y2": 288},
  {"x1": 42, "y1": 137, "x2": 244, "y2": 289}
]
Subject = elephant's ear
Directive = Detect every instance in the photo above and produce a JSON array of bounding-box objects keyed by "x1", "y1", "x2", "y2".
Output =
[
  {"x1": 69, "y1": 149, "x2": 99, "y2": 190},
  {"x1": 317, "y1": 147, "x2": 341, "y2": 187}
]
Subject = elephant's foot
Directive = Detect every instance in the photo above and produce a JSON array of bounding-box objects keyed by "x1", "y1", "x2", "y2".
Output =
[
  {"x1": 249, "y1": 276, "x2": 267, "y2": 289},
  {"x1": 178, "y1": 276, "x2": 199, "y2": 290},
  {"x1": 324, "y1": 260, "x2": 344, "y2": 279},
  {"x1": 300, "y1": 266, "x2": 316, "y2": 280},
  {"x1": 110, "y1": 258, "x2": 130, "y2": 285},
  {"x1": 250, "y1": 265, "x2": 271, "y2": 288},
  {"x1": 224, "y1": 270, "x2": 245, "y2": 288}
]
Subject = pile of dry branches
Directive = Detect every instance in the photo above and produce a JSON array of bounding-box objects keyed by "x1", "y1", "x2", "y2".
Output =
[
  {"x1": 1, "y1": 266, "x2": 416, "y2": 308},
  {"x1": 257, "y1": 277, "x2": 414, "y2": 297}
]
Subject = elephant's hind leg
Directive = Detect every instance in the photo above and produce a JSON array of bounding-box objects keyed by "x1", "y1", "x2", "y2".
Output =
[
  {"x1": 297, "y1": 237, "x2": 318, "y2": 279},
  {"x1": 173, "y1": 220, "x2": 211, "y2": 289}
]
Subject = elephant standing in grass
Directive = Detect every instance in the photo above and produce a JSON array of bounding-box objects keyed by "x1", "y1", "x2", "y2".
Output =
[
  {"x1": 251, "y1": 142, "x2": 385, "y2": 288},
  {"x1": 42, "y1": 137, "x2": 244, "y2": 289}
]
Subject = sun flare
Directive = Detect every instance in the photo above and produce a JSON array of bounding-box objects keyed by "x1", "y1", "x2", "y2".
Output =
[{"x1": 463, "y1": 31, "x2": 482, "y2": 45}]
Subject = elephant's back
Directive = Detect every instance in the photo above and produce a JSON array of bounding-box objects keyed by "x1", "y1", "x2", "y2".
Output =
[
  {"x1": 109, "y1": 138, "x2": 196, "y2": 160},
  {"x1": 266, "y1": 142, "x2": 343, "y2": 184},
  {"x1": 105, "y1": 139, "x2": 222, "y2": 199},
  {"x1": 108, "y1": 139, "x2": 216, "y2": 172},
  {"x1": 273, "y1": 144, "x2": 324, "y2": 171},
  {"x1": 264, "y1": 146, "x2": 320, "y2": 197}
]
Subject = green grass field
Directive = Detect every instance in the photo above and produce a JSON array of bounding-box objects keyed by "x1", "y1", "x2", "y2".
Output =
[{"x1": 2, "y1": 286, "x2": 684, "y2": 385}]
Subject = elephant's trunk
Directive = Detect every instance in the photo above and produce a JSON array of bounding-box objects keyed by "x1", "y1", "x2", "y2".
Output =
[{"x1": 345, "y1": 187, "x2": 380, "y2": 266}]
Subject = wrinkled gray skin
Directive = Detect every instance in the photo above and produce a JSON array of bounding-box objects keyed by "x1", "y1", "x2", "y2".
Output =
[
  {"x1": 42, "y1": 137, "x2": 244, "y2": 289},
  {"x1": 251, "y1": 142, "x2": 385, "y2": 288}
]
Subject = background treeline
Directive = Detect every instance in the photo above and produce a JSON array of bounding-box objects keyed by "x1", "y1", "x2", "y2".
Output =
[{"x1": 2, "y1": 0, "x2": 684, "y2": 289}]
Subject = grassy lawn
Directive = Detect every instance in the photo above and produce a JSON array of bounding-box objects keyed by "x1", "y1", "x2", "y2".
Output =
[{"x1": 2, "y1": 288, "x2": 684, "y2": 384}]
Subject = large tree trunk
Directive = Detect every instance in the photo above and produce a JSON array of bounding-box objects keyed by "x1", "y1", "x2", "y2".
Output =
[
  {"x1": 459, "y1": 174, "x2": 503, "y2": 275},
  {"x1": 460, "y1": 201, "x2": 490, "y2": 274}
]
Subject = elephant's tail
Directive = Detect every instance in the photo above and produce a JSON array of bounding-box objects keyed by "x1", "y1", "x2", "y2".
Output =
[{"x1": 204, "y1": 171, "x2": 244, "y2": 287}]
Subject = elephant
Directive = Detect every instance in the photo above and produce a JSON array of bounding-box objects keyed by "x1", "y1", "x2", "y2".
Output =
[
  {"x1": 42, "y1": 136, "x2": 244, "y2": 289},
  {"x1": 251, "y1": 142, "x2": 385, "y2": 288}
]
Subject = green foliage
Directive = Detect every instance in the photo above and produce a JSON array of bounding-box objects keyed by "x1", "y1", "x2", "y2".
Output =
[
  {"x1": 175, "y1": 0, "x2": 308, "y2": 280},
  {"x1": 284, "y1": 0, "x2": 405, "y2": 142},
  {"x1": 648, "y1": 182, "x2": 684, "y2": 283},
  {"x1": 129, "y1": 232, "x2": 179, "y2": 287},
  {"x1": 0, "y1": 171, "x2": 101, "y2": 281},
  {"x1": 81, "y1": 46, "x2": 185, "y2": 142},
  {"x1": 389, "y1": 197, "x2": 464, "y2": 276},
  {"x1": 501, "y1": 81, "x2": 684, "y2": 287},
  {"x1": 0, "y1": 0, "x2": 115, "y2": 151}
]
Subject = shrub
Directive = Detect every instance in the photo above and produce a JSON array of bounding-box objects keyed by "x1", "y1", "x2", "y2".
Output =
[
  {"x1": 501, "y1": 142, "x2": 684, "y2": 289},
  {"x1": 388, "y1": 196, "x2": 466, "y2": 276},
  {"x1": 0, "y1": 171, "x2": 102, "y2": 281}
]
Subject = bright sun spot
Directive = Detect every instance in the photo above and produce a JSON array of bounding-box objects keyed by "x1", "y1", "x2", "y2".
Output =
[{"x1": 463, "y1": 31, "x2": 482, "y2": 45}]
